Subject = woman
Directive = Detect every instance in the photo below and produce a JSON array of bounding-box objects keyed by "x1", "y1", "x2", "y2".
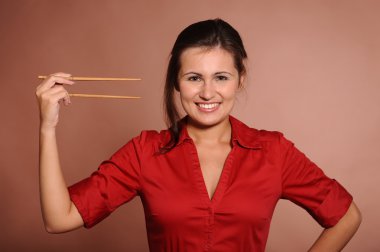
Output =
[{"x1": 36, "y1": 19, "x2": 361, "y2": 251}]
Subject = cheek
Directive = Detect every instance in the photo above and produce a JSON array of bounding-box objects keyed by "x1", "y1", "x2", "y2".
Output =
[
  {"x1": 223, "y1": 85, "x2": 239, "y2": 100},
  {"x1": 178, "y1": 89, "x2": 194, "y2": 114},
  {"x1": 179, "y1": 83, "x2": 197, "y2": 101}
]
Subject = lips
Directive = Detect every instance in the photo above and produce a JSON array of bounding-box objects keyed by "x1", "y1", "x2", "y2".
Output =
[
  {"x1": 195, "y1": 102, "x2": 221, "y2": 111},
  {"x1": 197, "y1": 103, "x2": 219, "y2": 109}
]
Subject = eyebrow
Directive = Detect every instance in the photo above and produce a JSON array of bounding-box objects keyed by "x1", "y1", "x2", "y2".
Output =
[
  {"x1": 182, "y1": 72, "x2": 201, "y2": 76},
  {"x1": 215, "y1": 71, "x2": 233, "y2": 76},
  {"x1": 182, "y1": 71, "x2": 233, "y2": 77}
]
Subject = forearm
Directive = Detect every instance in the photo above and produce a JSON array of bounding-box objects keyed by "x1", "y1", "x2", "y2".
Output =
[
  {"x1": 308, "y1": 202, "x2": 362, "y2": 252},
  {"x1": 39, "y1": 127, "x2": 77, "y2": 232},
  {"x1": 36, "y1": 73, "x2": 83, "y2": 233}
]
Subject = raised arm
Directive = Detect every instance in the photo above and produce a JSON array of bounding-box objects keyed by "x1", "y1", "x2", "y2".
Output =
[
  {"x1": 36, "y1": 72, "x2": 84, "y2": 233},
  {"x1": 308, "y1": 201, "x2": 362, "y2": 251}
]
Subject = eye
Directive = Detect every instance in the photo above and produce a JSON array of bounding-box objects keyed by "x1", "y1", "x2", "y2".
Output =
[
  {"x1": 187, "y1": 75, "x2": 202, "y2": 82},
  {"x1": 216, "y1": 75, "x2": 228, "y2": 81}
]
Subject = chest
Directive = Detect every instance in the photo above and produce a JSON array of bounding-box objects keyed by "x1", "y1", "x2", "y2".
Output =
[
  {"x1": 141, "y1": 144, "x2": 282, "y2": 221},
  {"x1": 195, "y1": 143, "x2": 231, "y2": 200},
  {"x1": 140, "y1": 145, "x2": 281, "y2": 251}
]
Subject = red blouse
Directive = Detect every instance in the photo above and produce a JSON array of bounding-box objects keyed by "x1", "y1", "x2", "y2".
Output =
[{"x1": 68, "y1": 116, "x2": 352, "y2": 252}]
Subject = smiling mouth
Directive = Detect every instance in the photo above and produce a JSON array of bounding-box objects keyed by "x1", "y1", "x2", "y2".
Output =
[{"x1": 196, "y1": 103, "x2": 220, "y2": 109}]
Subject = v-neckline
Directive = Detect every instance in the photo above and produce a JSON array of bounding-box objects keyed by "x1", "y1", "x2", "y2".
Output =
[{"x1": 189, "y1": 139, "x2": 235, "y2": 206}]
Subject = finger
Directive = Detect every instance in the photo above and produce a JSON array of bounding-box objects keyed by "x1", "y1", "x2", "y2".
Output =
[
  {"x1": 36, "y1": 75, "x2": 74, "y2": 95},
  {"x1": 46, "y1": 75, "x2": 75, "y2": 86},
  {"x1": 38, "y1": 85, "x2": 69, "y2": 105},
  {"x1": 44, "y1": 89, "x2": 71, "y2": 106},
  {"x1": 49, "y1": 72, "x2": 72, "y2": 78},
  {"x1": 37, "y1": 77, "x2": 74, "y2": 95},
  {"x1": 54, "y1": 86, "x2": 71, "y2": 106},
  {"x1": 63, "y1": 91, "x2": 71, "y2": 106},
  {"x1": 58, "y1": 91, "x2": 71, "y2": 106},
  {"x1": 40, "y1": 84, "x2": 67, "y2": 97}
]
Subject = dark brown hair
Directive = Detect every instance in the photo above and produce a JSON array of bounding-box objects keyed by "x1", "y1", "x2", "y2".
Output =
[{"x1": 161, "y1": 18, "x2": 248, "y2": 153}]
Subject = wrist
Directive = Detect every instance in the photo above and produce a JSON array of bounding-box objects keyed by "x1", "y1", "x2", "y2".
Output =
[{"x1": 40, "y1": 124, "x2": 57, "y2": 135}]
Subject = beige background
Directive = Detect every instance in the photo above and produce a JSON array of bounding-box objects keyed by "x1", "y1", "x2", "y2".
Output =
[{"x1": 1, "y1": 0, "x2": 379, "y2": 251}]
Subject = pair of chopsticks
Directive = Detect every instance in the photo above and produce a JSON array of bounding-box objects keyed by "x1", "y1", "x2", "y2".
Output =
[{"x1": 38, "y1": 75, "x2": 141, "y2": 99}]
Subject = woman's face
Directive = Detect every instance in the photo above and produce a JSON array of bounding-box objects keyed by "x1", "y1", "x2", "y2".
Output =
[{"x1": 178, "y1": 46, "x2": 244, "y2": 128}]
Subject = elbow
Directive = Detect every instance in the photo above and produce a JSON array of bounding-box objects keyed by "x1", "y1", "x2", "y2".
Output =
[
  {"x1": 44, "y1": 223, "x2": 64, "y2": 234},
  {"x1": 45, "y1": 225, "x2": 73, "y2": 234},
  {"x1": 45, "y1": 225, "x2": 58, "y2": 234},
  {"x1": 43, "y1": 214, "x2": 83, "y2": 234},
  {"x1": 42, "y1": 217, "x2": 57, "y2": 234},
  {"x1": 346, "y1": 201, "x2": 362, "y2": 231},
  {"x1": 43, "y1": 221, "x2": 71, "y2": 234},
  {"x1": 352, "y1": 203, "x2": 362, "y2": 228}
]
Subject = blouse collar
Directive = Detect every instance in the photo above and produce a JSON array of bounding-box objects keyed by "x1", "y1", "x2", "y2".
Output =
[{"x1": 175, "y1": 115, "x2": 262, "y2": 149}]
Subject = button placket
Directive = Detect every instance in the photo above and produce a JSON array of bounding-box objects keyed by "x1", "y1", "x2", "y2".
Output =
[{"x1": 208, "y1": 206, "x2": 215, "y2": 225}]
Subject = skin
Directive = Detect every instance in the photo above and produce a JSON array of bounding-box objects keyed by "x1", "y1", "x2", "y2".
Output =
[
  {"x1": 308, "y1": 202, "x2": 361, "y2": 251},
  {"x1": 37, "y1": 48, "x2": 361, "y2": 250},
  {"x1": 36, "y1": 73, "x2": 84, "y2": 233},
  {"x1": 178, "y1": 46, "x2": 244, "y2": 199}
]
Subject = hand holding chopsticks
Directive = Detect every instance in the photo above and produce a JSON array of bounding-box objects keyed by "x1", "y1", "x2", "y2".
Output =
[
  {"x1": 37, "y1": 75, "x2": 141, "y2": 99},
  {"x1": 36, "y1": 72, "x2": 142, "y2": 130}
]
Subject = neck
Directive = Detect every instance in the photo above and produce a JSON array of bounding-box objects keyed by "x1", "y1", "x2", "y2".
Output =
[{"x1": 186, "y1": 116, "x2": 232, "y2": 145}]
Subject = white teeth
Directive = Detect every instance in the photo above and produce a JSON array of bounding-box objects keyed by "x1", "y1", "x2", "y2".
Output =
[{"x1": 198, "y1": 103, "x2": 219, "y2": 109}]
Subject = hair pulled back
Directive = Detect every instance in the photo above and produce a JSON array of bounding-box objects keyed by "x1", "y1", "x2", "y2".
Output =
[{"x1": 161, "y1": 18, "x2": 248, "y2": 153}]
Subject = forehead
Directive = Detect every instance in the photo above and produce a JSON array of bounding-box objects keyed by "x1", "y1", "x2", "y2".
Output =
[{"x1": 179, "y1": 47, "x2": 236, "y2": 72}]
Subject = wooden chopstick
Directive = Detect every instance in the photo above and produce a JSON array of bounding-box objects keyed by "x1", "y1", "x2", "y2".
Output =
[
  {"x1": 69, "y1": 93, "x2": 141, "y2": 99},
  {"x1": 38, "y1": 76, "x2": 141, "y2": 81}
]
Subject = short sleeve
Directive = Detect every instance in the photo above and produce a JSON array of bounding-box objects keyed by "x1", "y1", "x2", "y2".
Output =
[
  {"x1": 68, "y1": 135, "x2": 142, "y2": 228},
  {"x1": 279, "y1": 134, "x2": 353, "y2": 228}
]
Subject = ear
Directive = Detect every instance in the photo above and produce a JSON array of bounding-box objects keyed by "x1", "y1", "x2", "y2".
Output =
[{"x1": 238, "y1": 73, "x2": 246, "y2": 89}]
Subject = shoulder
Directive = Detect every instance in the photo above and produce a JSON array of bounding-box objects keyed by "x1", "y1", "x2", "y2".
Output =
[
  {"x1": 127, "y1": 129, "x2": 171, "y2": 152},
  {"x1": 254, "y1": 128, "x2": 284, "y2": 141},
  {"x1": 248, "y1": 128, "x2": 288, "y2": 149},
  {"x1": 230, "y1": 116, "x2": 286, "y2": 148},
  {"x1": 110, "y1": 129, "x2": 169, "y2": 159}
]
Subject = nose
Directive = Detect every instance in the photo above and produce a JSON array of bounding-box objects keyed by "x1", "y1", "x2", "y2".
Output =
[{"x1": 199, "y1": 80, "x2": 215, "y2": 100}]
